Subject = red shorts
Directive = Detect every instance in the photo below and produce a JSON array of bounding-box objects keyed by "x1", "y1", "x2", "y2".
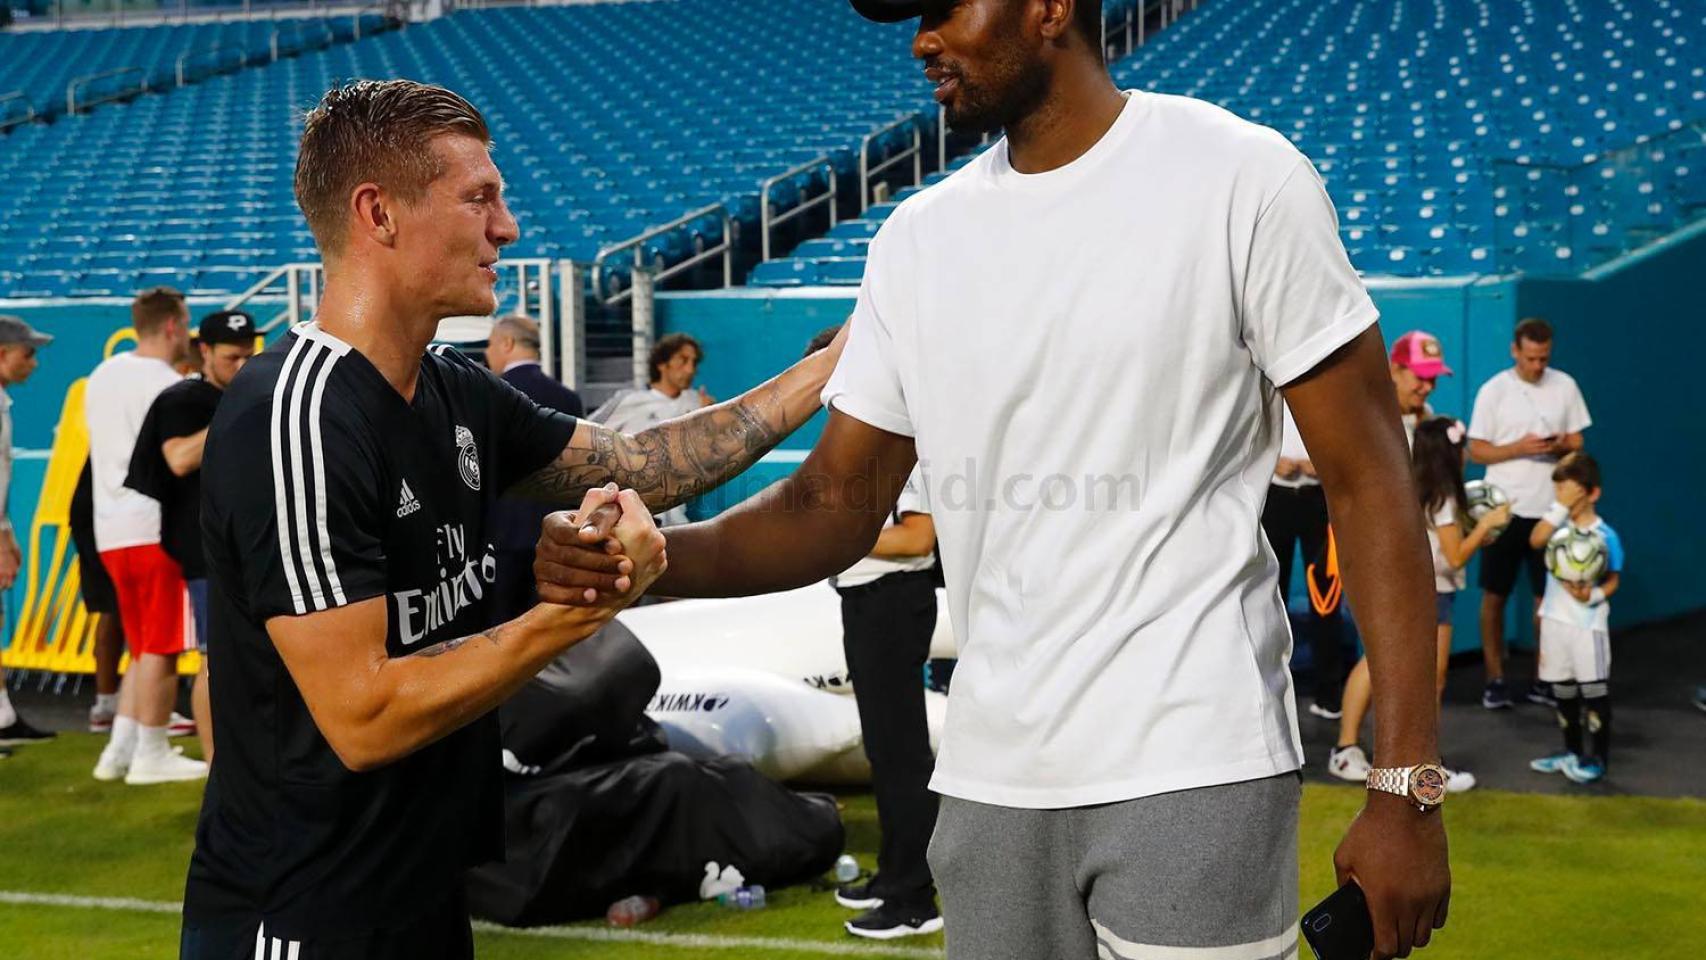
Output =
[{"x1": 99, "y1": 544, "x2": 190, "y2": 658}]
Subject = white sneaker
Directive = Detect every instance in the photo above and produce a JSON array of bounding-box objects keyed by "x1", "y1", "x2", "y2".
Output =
[
  {"x1": 89, "y1": 706, "x2": 116, "y2": 734},
  {"x1": 1444, "y1": 767, "x2": 1478, "y2": 793},
  {"x1": 168, "y1": 712, "x2": 197, "y2": 738},
  {"x1": 124, "y1": 748, "x2": 208, "y2": 785},
  {"x1": 93, "y1": 742, "x2": 133, "y2": 782},
  {"x1": 1328, "y1": 745, "x2": 1372, "y2": 783}
]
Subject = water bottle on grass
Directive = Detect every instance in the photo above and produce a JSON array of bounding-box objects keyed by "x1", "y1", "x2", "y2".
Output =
[{"x1": 606, "y1": 895, "x2": 660, "y2": 927}]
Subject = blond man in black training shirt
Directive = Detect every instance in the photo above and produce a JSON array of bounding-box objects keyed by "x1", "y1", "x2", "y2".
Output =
[{"x1": 181, "y1": 81, "x2": 843, "y2": 959}]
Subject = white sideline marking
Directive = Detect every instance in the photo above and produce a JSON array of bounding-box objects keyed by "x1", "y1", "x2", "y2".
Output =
[{"x1": 0, "y1": 890, "x2": 946, "y2": 958}]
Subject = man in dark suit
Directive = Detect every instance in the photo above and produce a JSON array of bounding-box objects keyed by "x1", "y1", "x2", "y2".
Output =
[{"x1": 485, "y1": 315, "x2": 585, "y2": 622}]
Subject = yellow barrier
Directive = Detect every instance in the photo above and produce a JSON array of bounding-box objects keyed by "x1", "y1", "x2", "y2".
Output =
[{"x1": 1, "y1": 328, "x2": 200, "y2": 677}]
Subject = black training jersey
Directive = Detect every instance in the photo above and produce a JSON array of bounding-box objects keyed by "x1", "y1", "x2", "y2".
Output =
[{"x1": 185, "y1": 322, "x2": 578, "y2": 938}]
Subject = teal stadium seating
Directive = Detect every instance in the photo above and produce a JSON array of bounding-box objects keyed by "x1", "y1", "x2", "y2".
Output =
[
  {"x1": 0, "y1": 0, "x2": 958, "y2": 298},
  {"x1": 749, "y1": 0, "x2": 1706, "y2": 286}
]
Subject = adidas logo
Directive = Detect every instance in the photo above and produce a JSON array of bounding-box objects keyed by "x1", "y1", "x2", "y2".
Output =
[{"x1": 396, "y1": 480, "x2": 422, "y2": 518}]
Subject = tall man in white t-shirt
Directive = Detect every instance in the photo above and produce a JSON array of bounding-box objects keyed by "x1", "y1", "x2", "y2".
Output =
[
  {"x1": 1467, "y1": 317, "x2": 1591, "y2": 710},
  {"x1": 88, "y1": 287, "x2": 208, "y2": 785},
  {"x1": 540, "y1": 3, "x2": 1452, "y2": 958}
]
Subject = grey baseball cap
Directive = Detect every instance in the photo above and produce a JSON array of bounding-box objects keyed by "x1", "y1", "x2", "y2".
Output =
[{"x1": 0, "y1": 315, "x2": 52, "y2": 349}]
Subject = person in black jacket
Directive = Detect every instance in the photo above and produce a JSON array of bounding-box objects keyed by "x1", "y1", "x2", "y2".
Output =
[
  {"x1": 485, "y1": 315, "x2": 585, "y2": 623},
  {"x1": 125, "y1": 308, "x2": 257, "y2": 763}
]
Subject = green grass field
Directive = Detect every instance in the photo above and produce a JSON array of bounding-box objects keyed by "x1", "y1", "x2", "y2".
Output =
[{"x1": 2, "y1": 733, "x2": 1703, "y2": 958}]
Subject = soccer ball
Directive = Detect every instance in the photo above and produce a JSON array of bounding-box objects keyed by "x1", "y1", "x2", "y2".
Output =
[
  {"x1": 1464, "y1": 480, "x2": 1511, "y2": 542},
  {"x1": 1545, "y1": 524, "x2": 1608, "y2": 585}
]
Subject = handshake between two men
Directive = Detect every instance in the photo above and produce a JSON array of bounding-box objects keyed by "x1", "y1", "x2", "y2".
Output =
[{"x1": 533, "y1": 483, "x2": 670, "y2": 610}]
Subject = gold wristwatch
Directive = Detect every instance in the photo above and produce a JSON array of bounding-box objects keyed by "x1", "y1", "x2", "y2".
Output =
[{"x1": 1366, "y1": 764, "x2": 1449, "y2": 812}]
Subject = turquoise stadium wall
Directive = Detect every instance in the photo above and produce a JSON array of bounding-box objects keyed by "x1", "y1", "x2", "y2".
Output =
[
  {"x1": 4, "y1": 226, "x2": 1700, "y2": 657},
  {"x1": 657, "y1": 226, "x2": 1706, "y2": 653}
]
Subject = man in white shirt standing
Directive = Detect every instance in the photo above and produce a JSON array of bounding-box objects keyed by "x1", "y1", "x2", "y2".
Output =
[
  {"x1": 0, "y1": 316, "x2": 57, "y2": 755},
  {"x1": 541, "y1": 2, "x2": 1451, "y2": 957},
  {"x1": 88, "y1": 287, "x2": 208, "y2": 785},
  {"x1": 590, "y1": 333, "x2": 714, "y2": 526},
  {"x1": 1467, "y1": 317, "x2": 1591, "y2": 711}
]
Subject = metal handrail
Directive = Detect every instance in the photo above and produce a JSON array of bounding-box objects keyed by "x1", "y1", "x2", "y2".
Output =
[
  {"x1": 859, "y1": 114, "x2": 924, "y2": 211},
  {"x1": 590, "y1": 202, "x2": 733, "y2": 306},
  {"x1": 0, "y1": 92, "x2": 35, "y2": 132},
  {"x1": 224, "y1": 263, "x2": 324, "y2": 334},
  {"x1": 176, "y1": 42, "x2": 244, "y2": 87},
  {"x1": 759, "y1": 155, "x2": 838, "y2": 261},
  {"x1": 66, "y1": 67, "x2": 147, "y2": 116}
]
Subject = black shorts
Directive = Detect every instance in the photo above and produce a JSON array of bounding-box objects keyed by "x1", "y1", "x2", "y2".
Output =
[
  {"x1": 1477, "y1": 515, "x2": 1547, "y2": 597},
  {"x1": 179, "y1": 896, "x2": 473, "y2": 960}
]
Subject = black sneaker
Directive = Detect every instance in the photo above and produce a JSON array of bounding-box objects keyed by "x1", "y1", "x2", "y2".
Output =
[
  {"x1": 0, "y1": 716, "x2": 55, "y2": 746},
  {"x1": 835, "y1": 879, "x2": 882, "y2": 910},
  {"x1": 1693, "y1": 686, "x2": 1706, "y2": 715},
  {"x1": 846, "y1": 901, "x2": 944, "y2": 940},
  {"x1": 1525, "y1": 681, "x2": 1556, "y2": 707},
  {"x1": 0, "y1": 746, "x2": 12, "y2": 759},
  {"x1": 1481, "y1": 679, "x2": 1512, "y2": 710}
]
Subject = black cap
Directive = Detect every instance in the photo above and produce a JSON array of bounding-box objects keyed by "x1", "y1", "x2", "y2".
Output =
[
  {"x1": 850, "y1": 0, "x2": 922, "y2": 23},
  {"x1": 197, "y1": 309, "x2": 258, "y2": 345}
]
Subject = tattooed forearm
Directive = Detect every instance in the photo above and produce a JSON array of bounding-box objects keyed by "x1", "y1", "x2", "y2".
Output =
[
  {"x1": 512, "y1": 380, "x2": 796, "y2": 510},
  {"x1": 407, "y1": 628, "x2": 501, "y2": 659}
]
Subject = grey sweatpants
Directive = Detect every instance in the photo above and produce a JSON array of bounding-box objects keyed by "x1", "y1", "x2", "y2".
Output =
[{"x1": 928, "y1": 773, "x2": 1301, "y2": 960}]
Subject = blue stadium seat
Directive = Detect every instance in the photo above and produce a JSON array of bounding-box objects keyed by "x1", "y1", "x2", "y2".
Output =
[{"x1": 749, "y1": 258, "x2": 820, "y2": 287}]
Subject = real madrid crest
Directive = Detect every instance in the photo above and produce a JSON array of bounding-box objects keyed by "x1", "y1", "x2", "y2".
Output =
[{"x1": 454, "y1": 425, "x2": 481, "y2": 491}]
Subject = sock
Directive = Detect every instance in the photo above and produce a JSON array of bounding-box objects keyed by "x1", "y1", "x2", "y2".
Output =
[
  {"x1": 0, "y1": 687, "x2": 15, "y2": 728},
  {"x1": 109, "y1": 715, "x2": 139, "y2": 757},
  {"x1": 135, "y1": 725, "x2": 172, "y2": 760},
  {"x1": 94, "y1": 693, "x2": 118, "y2": 715},
  {"x1": 1552, "y1": 682, "x2": 1583, "y2": 756},
  {"x1": 1581, "y1": 680, "x2": 1611, "y2": 768}
]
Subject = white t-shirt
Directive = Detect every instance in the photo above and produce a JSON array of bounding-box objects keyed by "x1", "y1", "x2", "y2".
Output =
[
  {"x1": 1402, "y1": 402, "x2": 1434, "y2": 449},
  {"x1": 832, "y1": 467, "x2": 935, "y2": 588},
  {"x1": 1467, "y1": 368, "x2": 1592, "y2": 517},
  {"x1": 1427, "y1": 500, "x2": 1466, "y2": 593},
  {"x1": 822, "y1": 91, "x2": 1378, "y2": 808},
  {"x1": 1271, "y1": 405, "x2": 1318, "y2": 490},
  {"x1": 85, "y1": 352, "x2": 182, "y2": 551},
  {"x1": 591, "y1": 386, "x2": 705, "y2": 526}
]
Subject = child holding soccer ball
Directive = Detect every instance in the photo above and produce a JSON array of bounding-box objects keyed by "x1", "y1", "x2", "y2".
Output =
[{"x1": 1528, "y1": 452, "x2": 1624, "y2": 784}]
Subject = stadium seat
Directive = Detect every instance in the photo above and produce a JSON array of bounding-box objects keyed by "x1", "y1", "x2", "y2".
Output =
[
  {"x1": 741, "y1": 0, "x2": 1706, "y2": 287},
  {"x1": 0, "y1": 0, "x2": 935, "y2": 298}
]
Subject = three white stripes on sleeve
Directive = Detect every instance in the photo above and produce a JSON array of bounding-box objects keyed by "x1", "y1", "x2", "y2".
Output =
[{"x1": 254, "y1": 923, "x2": 302, "y2": 960}]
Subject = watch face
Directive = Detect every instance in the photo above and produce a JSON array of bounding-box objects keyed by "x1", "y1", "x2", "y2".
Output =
[{"x1": 1411, "y1": 765, "x2": 1448, "y2": 805}]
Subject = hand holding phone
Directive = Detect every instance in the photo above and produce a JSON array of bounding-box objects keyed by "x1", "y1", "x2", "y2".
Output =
[{"x1": 1301, "y1": 881, "x2": 1375, "y2": 960}]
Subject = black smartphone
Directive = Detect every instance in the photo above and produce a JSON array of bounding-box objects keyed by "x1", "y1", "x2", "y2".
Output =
[{"x1": 1300, "y1": 881, "x2": 1375, "y2": 960}]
